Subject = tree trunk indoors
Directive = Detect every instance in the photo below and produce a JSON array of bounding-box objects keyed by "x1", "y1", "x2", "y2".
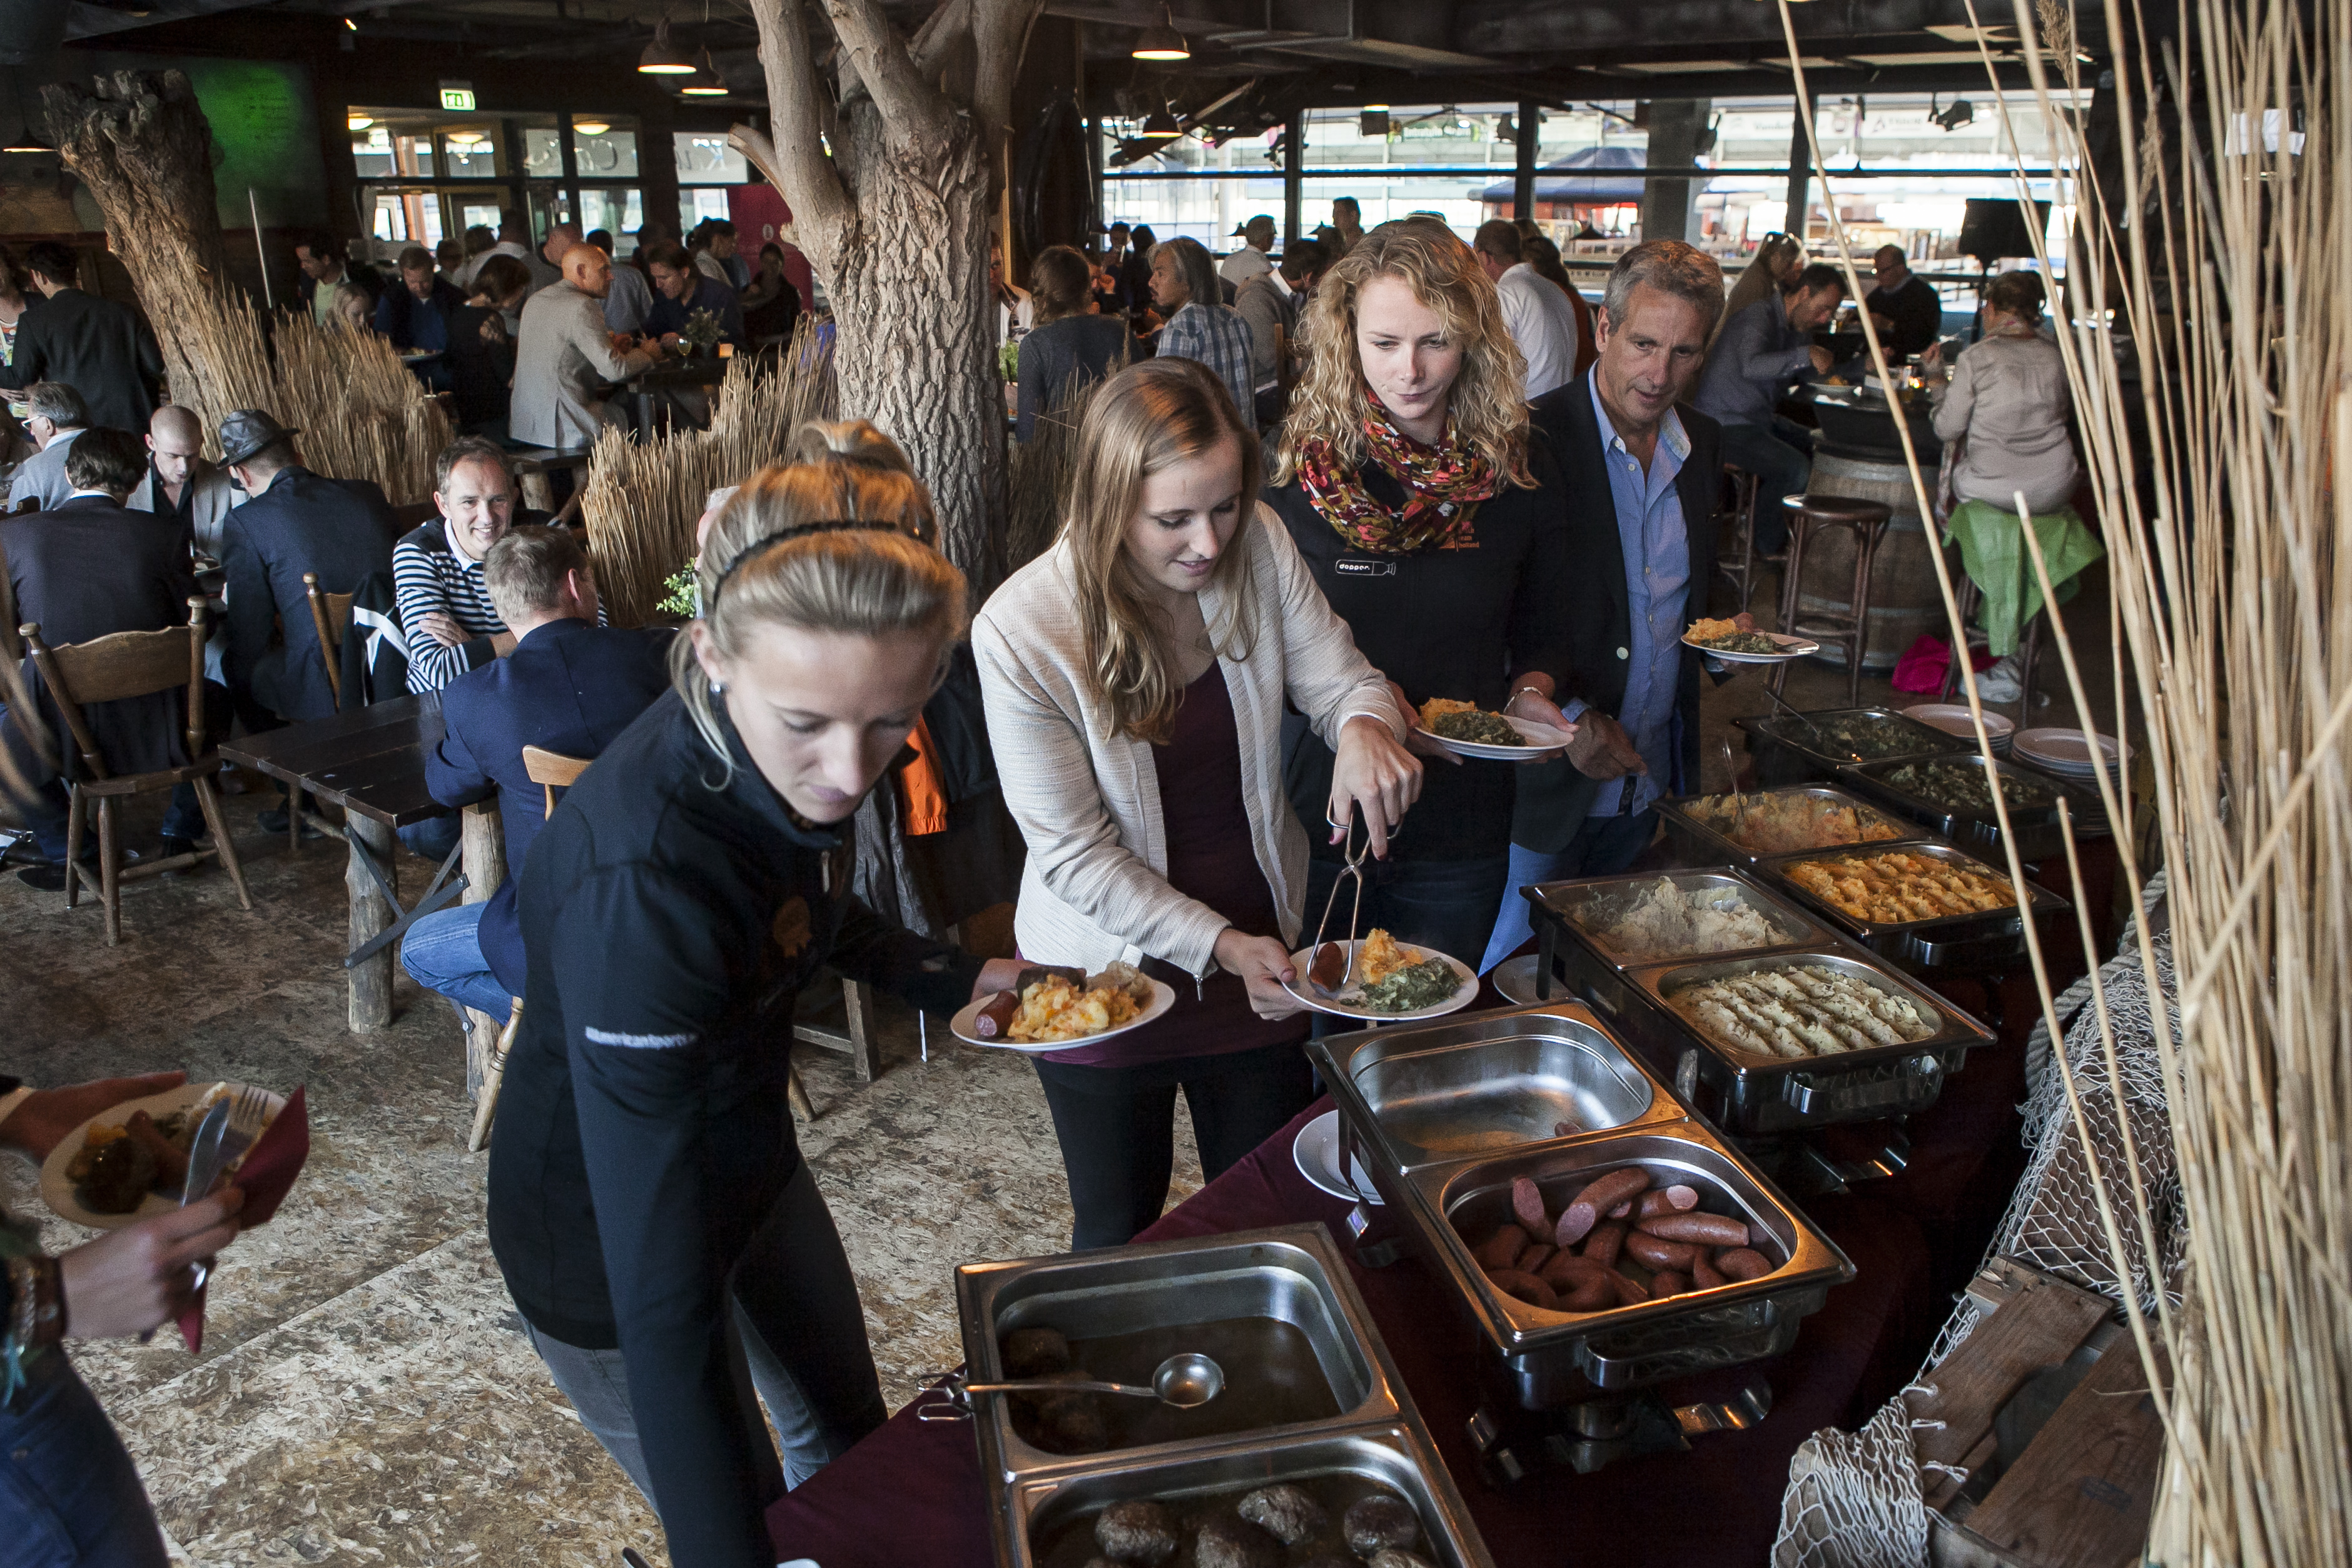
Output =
[
  {"x1": 39, "y1": 70, "x2": 235, "y2": 418},
  {"x1": 737, "y1": 0, "x2": 1041, "y2": 589}
]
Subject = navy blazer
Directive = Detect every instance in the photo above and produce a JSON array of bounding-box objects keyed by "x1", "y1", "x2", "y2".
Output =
[
  {"x1": 374, "y1": 277, "x2": 467, "y2": 352},
  {"x1": 1510, "y1": 373, "x2": 1725, "y2": 855},
  {"x1": 424, "y1": 616, "x2": 676, "y2": 994},
  {"x1": 219, "y1": 467, "x2": 397, "y2": 725},
  {"x1": 644, "y1": 275, "x2": 746, "y2": 346},
  {"x1": 0, "y1": 289, "x2": 165, "y2": 433}
]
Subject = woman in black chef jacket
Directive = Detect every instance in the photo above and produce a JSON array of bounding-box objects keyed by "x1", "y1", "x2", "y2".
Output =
[
  {"x1": 1268, "y1": 220, "x2": 1578, "y2": 969},
  {"x1": 484, "y1": 445, "x2": 1026, "y2": 1568}
]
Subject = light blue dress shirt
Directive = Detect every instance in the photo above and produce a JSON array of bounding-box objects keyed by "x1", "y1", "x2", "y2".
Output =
[{"x1": 1560, "y1": 368, "x2": 1691, "y2": 817}]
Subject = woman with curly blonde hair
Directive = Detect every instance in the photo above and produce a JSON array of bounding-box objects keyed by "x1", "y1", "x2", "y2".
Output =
[{"x1": 1268, "y1": 220, "x2": 1578, "y2": 971}]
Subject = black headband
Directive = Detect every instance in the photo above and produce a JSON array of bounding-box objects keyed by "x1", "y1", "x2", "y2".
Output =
[{"x1": 709, "y1": 519, "x2": 894, "y2": 602}]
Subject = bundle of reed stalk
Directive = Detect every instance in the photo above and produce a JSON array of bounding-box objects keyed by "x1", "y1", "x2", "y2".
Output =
[
  {"x1": 163, "y1": 283, "x2": 450, "y2": 503},
  {"x1": 1005, "y1": 372, "x2": 1099, "y2": 574},
  {"x1": 580, "y1": 321, "x2": 838, "y2": 625},
  {"x1": 1767, "y1": 0, "x2": 2352, "y2": 1560}
]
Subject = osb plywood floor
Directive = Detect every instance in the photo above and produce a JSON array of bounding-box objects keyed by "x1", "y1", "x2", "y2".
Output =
[{"x1": 0, "y1": 558, "x2": 2121, "y2": 1567}]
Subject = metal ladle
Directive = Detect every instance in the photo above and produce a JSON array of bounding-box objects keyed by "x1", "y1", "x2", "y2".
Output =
[{"x1": 960, "y1": 1352, "x2": 1226, "y2": 1410}]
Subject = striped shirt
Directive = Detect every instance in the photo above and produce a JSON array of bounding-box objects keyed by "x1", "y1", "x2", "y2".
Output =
[
  {"x1": 393, "y1": 520, "x2": 507, "y2": 693},
  {"x1": 1157, "y1": 302, "x2": 1257, "y2": 432}
]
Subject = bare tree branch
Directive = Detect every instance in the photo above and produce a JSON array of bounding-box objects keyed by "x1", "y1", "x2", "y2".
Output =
[
  {"x1": 739, "y1": 0, "x2": 851, "y2": 253},
  {"x1": 970, "y1": 0, "x2": 1042, "y2": 143},
  {"x1": 822, "y1": 0, "x2": 953, "y2": 150},
  {"x1": 909, "y1": 0, "x2": 973, "y2": 79}
]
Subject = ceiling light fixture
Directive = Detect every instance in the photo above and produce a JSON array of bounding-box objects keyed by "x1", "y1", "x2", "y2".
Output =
[
  {"x1": 343, "y1": 16, "x2": 357, "y2": 28},
  {"x1": 680, "y1": 49, "x2": 729, "y2": 94},
  {"x1": 637, "y1": 16, "x2": 696, "y2": 74},
  {"x1": 447, "y1": 128, "x2": 488, "y2": 146},
  {"x1": 1131, "y1": 6, "x2": 1189, "y2": 59},
  {"x1": 347, "y1": 113, "x2": 373, "y2": 131},
  {"x1": 3, "y1": 130, "x2": 54, "y2": 154},
  {"x1": 1140, "y1": 106, "x2": 1184, "y2": 139},
  {"x1": 574, "y1": 118, "x2": 612, "y2": 136}
]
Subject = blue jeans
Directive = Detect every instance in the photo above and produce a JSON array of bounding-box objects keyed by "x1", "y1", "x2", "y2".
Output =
[
  {"x1": 0, "y1": 1348, "x2": 171, "y2": 1567},
  {"x1": 399, "y1": 901, "x2": 514, "y2": 1017},
  {"x1": 1481, "y1": 809, "x2": 1662, "y2": 972},
  {"x1": 1301, "y1": 851, "x2": 1511, "y2": 981},
  {"x1": 1718, "y1": 420, "x2": 1813, "y2": 555}
]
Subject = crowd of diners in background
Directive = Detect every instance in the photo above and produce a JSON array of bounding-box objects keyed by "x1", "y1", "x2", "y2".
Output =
[{"x1": 1, "y1": 202, "x2": 2081, "y2": 1568}]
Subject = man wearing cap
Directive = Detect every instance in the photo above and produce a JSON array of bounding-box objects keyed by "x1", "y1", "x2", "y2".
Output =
[
  {"x1": 510, "y1": 245, "x2": 659, "y2": 452},
  {"x1": 1219, "y1": 215, "x2": 1277, "y2": 291},
  {"x1": 215, "y1": 410, "x2": 397, "y2": 748}
]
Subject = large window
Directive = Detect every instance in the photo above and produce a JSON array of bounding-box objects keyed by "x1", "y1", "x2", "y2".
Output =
[{"x1": 347, "y1": 107, "x2": 646, "y2": 261}]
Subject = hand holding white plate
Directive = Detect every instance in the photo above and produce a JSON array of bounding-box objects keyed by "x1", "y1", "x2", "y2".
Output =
[
  {"x1": 1411, "y1": 714, "x2": 1573, "y2": 762},
  {"x1": 1681, "y1": 630, "x2": 1822, "y2": 664},
  {"x1": 39, "y1": 1081, "x2": 287, "y2": 1230},
  {"x1": 1280, "y1": 939, "x2": 1478, "y2": 1022},
  {"x1": 949, "y1": 976, "x2": 1178, "y2": 1052}
]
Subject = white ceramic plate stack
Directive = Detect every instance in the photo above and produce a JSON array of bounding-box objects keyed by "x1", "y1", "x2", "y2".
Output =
[
  {"x1": 2014, "y1": 727, "x2": 2128, "y2": 836},
  {"x1": 1903, "y1": 703, "x2": 2014, "y2": 755}
]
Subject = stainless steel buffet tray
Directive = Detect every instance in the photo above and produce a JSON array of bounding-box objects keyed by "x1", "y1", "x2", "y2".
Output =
[
  {"x1": 1396, "y1": 1127, "x2": 1853, "y2": 1409},
  {"x1": 1735, "y1": 706, "x2": 1968, "y2": 786},
  {"x1": 1838, "y1": 753, "x2": 2081, "y2": 864},
  {"x1": 1614, "y1": 948, "x2": 1995, "y2": 1135},
  {"x1": 1655, "y1": 785, "x2": 1925, "y2": 869},
  {"x1": 1526, "y1": 866, "x2": 1840, "y2": 969},
  {"x1": 953, "y1": 1225, "x2": 1493, "y2": 1567},
  {"x1": 1752, "y1": 839, "x2": 2070, "y2": 970},
  {"x1": 1005, "y1": 1425, "x2": 1491, "y2": 1568},
  {"x1": 1305, "y1": 1003, "x2": 1681, "y2": 1174}
]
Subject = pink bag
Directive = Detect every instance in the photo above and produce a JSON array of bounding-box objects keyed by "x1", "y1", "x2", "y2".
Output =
[{"x1": 1891, "y1": 634, "x2": 1992, "y2": 694}]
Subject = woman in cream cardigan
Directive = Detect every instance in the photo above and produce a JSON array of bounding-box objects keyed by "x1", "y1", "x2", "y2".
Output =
[{"x1": 975, "y1": 358, "x2": 1422, "y2": 1247}]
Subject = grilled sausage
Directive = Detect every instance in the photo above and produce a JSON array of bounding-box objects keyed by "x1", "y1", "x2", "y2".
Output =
[
  {"x1": 1715, "y1": 1247, "x2": 1774, "y2": 1282},
  {"x1": 1581, "y1": 1220, "x2": 1628, "y2": 1268},
  {"x1": 1555, "y1": 1168, "x2": 1651, "y2": 1245},
  {"x1": 1308, "y1": 942, "x2": 1348, "y2": 996},
  {"x1": 1638, "y1": 1212, "x2": 1751, "y2": 1248},
  {"x1": 1511, "y1": 1175, "x2": 1551, "y2": 1235},
  {"x1": 1607, "y1": 1268, "x2": 1651, "y2": 1307},
  {"x1": 1559, "y1": 1272, "x2": 1615, "y2": 1312},
  {"x1": 1486, "y1": 1268, "x2": 1558, "y2": 1310},
  {"x1": 1474, "y1": 1223, "x2": 1530, "y2": 1273},
  {"x1": 1690, "y1": 1250, "x2": 1727, "y2": 1290},
  {"x1": 1648, "y1": 1270, "x2": 1691, "y2": 1300},
  {"x1": 1537, "y1": 1249, "x2": 1605, "y2": 1287},
  {"x1": 1636, "y1": 1185, "x2": 1701, "y2": 1218},
  {"x1": 971, "y1": 991, "x2": 1020, "y2": 1038},
  {"x1": 1623, "y1": 1230, "x2": 1701, "y2": 1272},
  {"x1": 1515, "y1": 1242, "x2": 1555, "y2": 1277},
  {"x1": 125, "y1": 1111, "x2": 190, "y2": 1196}
]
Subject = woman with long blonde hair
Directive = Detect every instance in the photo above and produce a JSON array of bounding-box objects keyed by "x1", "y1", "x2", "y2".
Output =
[
  {"x1": 488, "y1": 425, "x2": 1028, "y2": 1565},
  {"x1": 1269, "y1": 220, "x2": 1578, "y2": 971},
  {"x1": 976, "y1": 357, "x2": 1421, "y2": 1247}
]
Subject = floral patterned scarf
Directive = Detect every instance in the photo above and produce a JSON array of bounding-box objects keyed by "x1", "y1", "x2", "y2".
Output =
[{"x1": 1297, "y1": 398, "x2": 1503, "y2": 554}]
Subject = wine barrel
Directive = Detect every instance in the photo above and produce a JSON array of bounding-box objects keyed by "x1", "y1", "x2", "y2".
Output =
[{"x1": 1792, "y1": 450, "x2": 1949, "y2": 671}]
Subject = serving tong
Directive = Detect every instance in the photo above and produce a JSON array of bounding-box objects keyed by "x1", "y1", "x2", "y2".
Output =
[{"x1": 1307, "y1": 811, "x2": 1400, "y2": 994}]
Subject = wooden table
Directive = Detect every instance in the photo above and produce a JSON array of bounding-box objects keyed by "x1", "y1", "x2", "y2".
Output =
[
  {"x1": 222, "y1": 695, "x2": 479, "y2": 1032},
  {"x1": 624, "y1": 357, "x2": 731, "y2": 437}
]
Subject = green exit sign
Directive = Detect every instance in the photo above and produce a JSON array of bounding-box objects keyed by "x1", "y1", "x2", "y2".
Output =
[{"x1": 439, "y1": 86, "x2": 476, "y2": 112}]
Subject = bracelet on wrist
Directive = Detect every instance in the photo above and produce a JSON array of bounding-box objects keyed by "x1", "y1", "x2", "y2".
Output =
[{"x1": 6, "y1": 1255, "x2": 64, "y2": 1353}]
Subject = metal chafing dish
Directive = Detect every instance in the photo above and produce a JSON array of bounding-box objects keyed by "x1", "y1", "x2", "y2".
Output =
[
  {"x1": 1753, "y1": 839, "x2": 2071, "y2": 970},
  {"x1": 1394, "y1": 1128, "x2": 1853, "y2": 1409},
  {"x1": 1612, "y1": 948, "x2": 1996, "y2": 1135},
  {"x1": 1006, "y1": 1426, "x2": 1489, "y2": 1568},
  {"x1": 1322, "y1": 1004, "x2": 1683, "y2": 1173},
  {"x1": 1527, "y1": 866, "x2": 1838, "y2": 973},
  {"x1": 1735, "y1": 706, "x2": 1968, "y2": 787},
  {"x1": 1655, "y1": 785, "x2": 1925, "y2": 869},
  {"x1": 950, "y1": 1225, "x2": 1493, "y2": 1567},
  {"x1": 1838, "y1": 753, "x2": 2083, "y2": 864}
]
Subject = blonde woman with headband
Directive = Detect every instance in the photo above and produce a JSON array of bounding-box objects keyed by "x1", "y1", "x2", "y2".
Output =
[
  {"x1": 486, "y1": 435, "x2": 1028, "y2": 1568},
  {"x1": 1269, "y1": 220, "x2": 1578, "y2": 972},
  {"x1": 975, "y1": 357, "x2": 1422, "y2": 1248}
]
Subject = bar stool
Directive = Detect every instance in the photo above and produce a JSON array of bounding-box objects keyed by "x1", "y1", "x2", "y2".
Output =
[
  {"x1": 1715, "y1": 464, "x2": 1763, "y2": 609},
  {"x1": 1770, "y1": 493, "x2": 1894, "y2": 707},
  {"x1": 1937, "y1": 573, "x2": 2046, "y2": 707}
]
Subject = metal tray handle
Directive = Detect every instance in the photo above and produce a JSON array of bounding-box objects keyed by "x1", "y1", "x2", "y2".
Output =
[
  {"x1": 1575, "y1": 1318, "x2": 1787, "y2": 1388},
  {"x1": 1779, "y1": 1051, "x2": 1945, "y2": 1116}
]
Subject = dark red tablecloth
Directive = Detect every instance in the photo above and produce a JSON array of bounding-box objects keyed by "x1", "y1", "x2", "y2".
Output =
[{"x1": 765, "y1": 841, "x2": 2111, "y2": 1567}]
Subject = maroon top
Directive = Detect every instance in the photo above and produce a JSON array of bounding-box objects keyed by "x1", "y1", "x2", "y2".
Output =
[{"x1": 1040, "y1": 663, "x2": 1311, "y2": 1068}]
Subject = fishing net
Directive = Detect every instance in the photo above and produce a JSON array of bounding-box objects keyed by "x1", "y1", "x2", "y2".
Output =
[{"x1": 1772, "y1": 873, "x2": 2181, "y2": 1567}]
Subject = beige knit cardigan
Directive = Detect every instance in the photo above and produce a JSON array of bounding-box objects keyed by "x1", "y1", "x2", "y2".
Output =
[{"x1": 972, "y1": 506, "x2": 1405, "y2": 982}]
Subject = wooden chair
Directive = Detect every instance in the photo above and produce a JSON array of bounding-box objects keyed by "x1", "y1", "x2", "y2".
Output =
[
  {"x1": 303, "y1": 572, "x2": 353, "y2": 709},
  {"x1": 21, "y1": 598, "x2": 253, "y2": 944},
  {"x1": 466, "y1": 747, "x2": 818, "y2": 1150}
]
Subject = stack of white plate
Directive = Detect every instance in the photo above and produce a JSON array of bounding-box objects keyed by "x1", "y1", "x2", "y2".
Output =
[
  {"x1": 1904, "y1": 703, "x2": 2014, "y2": 756},
  {"x1": 2014, "y1": 727, "x2": 2129, "y2": 837}
]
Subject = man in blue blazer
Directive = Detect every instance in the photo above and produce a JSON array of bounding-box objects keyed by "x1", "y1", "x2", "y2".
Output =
[
  {"x1": 215, "y1": 410, "x2": 397, "y2": 732},
  {"x1": 400, "y1": 525, "x2": 674, "y2": 1017}
]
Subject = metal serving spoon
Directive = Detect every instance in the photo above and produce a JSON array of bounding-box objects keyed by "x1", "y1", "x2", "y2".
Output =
[{"x1": 960, "y1": 1352, "x2": 1227, "y2": 1410}]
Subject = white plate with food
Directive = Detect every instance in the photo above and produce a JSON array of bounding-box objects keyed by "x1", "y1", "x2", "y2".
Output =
[
  {"x1": 950, "y1": 963, "x2": 1177, "y2": 1053},
  {"x1": 1413, "y1": 699, "x2": 1573, "y2": 762},
  {"x1": 1282, "y1": 931, "x2": 1479, "y2": 1023},
  {"x1": 40, "y1": 1081, "x2": 286, "y2": 1230},
  {"x1": 1681, "y1": 619, "x2": 1821, "y2": 664},
  {"x1": 1291, "y1": 1110, "x2": 1382, "y2": 1206}
]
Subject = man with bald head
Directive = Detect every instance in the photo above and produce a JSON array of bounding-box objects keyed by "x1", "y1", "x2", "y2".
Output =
[
  {"x1": 509, "y1": 242, "x2": 659, "y2": 450},
  {"x1": 127, "y1": 405, "x2": 237, "y2": 557}
]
